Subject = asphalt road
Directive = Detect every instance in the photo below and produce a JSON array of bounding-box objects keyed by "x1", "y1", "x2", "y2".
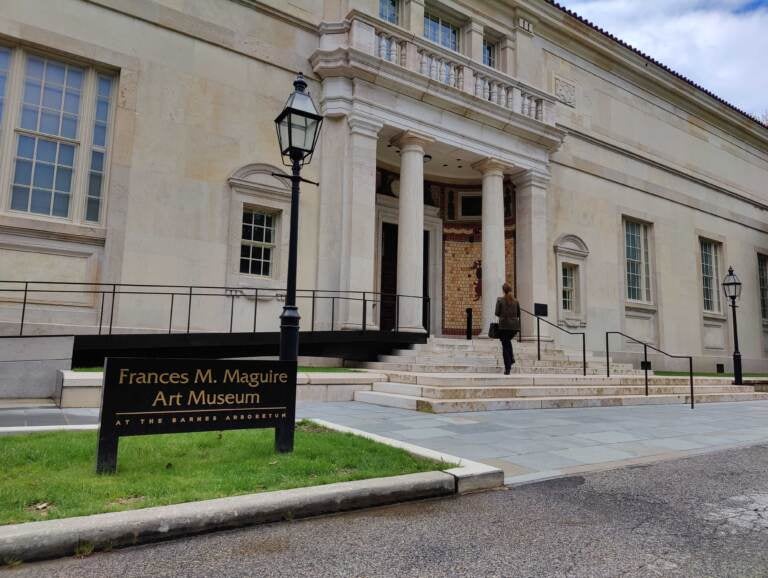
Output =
[{"x1": 11, "y1": 444, "x2": 768, "y2": 577}]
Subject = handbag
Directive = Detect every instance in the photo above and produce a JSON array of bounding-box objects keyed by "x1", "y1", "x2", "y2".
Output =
[{"x1": 488, "y1": 322, "x2": 499, "y2": 338}]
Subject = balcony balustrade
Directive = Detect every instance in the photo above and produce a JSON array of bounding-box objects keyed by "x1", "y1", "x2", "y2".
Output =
[{"x1": 346, "y1": 13, "x2": 556, "y2": 126}]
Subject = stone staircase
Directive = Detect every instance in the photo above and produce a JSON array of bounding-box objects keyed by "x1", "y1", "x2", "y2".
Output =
[
  {"x1": 350, "y1": 337, "x2": 637, "y2": 375},
  {"x1": 350, "y1": 338, "x2": 768, "y2": 413}
]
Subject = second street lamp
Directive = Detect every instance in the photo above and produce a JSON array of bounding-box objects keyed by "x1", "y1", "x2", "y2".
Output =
[
  {"x1": 722, "y1": 266, "x2": 743, "y2": 385},
  {"x1": 273, "y1": 72, "x2": 323, "y2": 452}
]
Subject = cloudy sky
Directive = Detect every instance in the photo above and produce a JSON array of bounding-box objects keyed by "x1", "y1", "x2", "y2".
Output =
[{"x1": 556, "y1": 0, "x2": 768, "y2": 119}]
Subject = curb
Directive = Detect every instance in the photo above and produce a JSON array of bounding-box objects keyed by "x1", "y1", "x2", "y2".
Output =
[{"x1": 0, "y1": 421, "x2": 503, "y2": 564}]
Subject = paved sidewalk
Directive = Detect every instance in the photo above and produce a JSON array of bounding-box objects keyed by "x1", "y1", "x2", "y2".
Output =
[
  {"x1": 3, "y1": 401, "x2": 768, "y2": 483},
  {"x1": 298, "y1": 400, "x2": 768, "y2": 483}
]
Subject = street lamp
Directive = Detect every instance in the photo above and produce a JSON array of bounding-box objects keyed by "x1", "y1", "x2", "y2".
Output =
[
  {"x1": 273, "y1": 72, "x2": 323, "y2": 452},
  {"x1": 722, "y1": 266, "x2": 743, "y2": 385}
]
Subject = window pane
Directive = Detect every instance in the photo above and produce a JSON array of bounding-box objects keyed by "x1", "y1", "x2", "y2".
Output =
[
  {"x1": 759, "y1": 254, "x2": 768, "y2": 320},
  {"x1": 241, "y1": 224, "x2": 252, "y2": 241},
  {"x1": 17, "y1": 135, "x2": 35, "y2": 158},
  {"x1": 67, "y1": 68, "x2": 83, "y2": 90},
  {"x1": 63, "y1": 91, "x2": 80, "y2": 114},
  {"x1": 33, "y1": 163, "x2": 54, "y2": 188},
  {"x1": 97, "y1": 75, "x2": 112, "y2": 98},
  {"x1": 58, "y1": 144, "x2": 74, "y2": 166},
  {"x1": 11, "y1": 186, "x2": 29, "y2": 211},
  {"x1": 93, "y1": 123, "x2": 106, "y2": 146},
  {"x1": 87, "y1": 172, "x2": 101, "y2": 197},
  {"x1": 56, "y1": 167, "x2": 73, "y2": 192},
  {"x1": 61, "y1": 114, "x2": 78, "y2": 139},
  {"x1": 27, "y1": 57, "x2": 44, "y2": 80},
  {"x1": 85, "y1": 197, "x2": 100, "y2": 222},
  {"x1": 240, "y1": 259, "x2": 249, "y2": 274},
  {"x1": 13, "y1": 160, "x2": 32, "y2": 185},
  {"x1": 91, "y1": 150, "x2": 104, "y2": 172},
  {"x1": 39, "y1": 110, "x2": 59, "y2": 135},
  {"x1": 30, "y1": 188, "x2": 52, "y2": 214},
  {"x1": 42, "y1": 85, "x2": 63, "y2": 109},
  {"x1": 24, "y1": 81, "x2": 41, "y2": 105},
  {"x1": 52, "y1": 193, "x2": 70, "y2": 217},
  {"x1": 45, "y1": 62, "x2": 66, "y2": 85},
  {"x1": 37, "y1": 139, "x2": 56, "y2": 162},
  {"x1": 21, "y1": 106, "x2": 38, "y2": 130}
]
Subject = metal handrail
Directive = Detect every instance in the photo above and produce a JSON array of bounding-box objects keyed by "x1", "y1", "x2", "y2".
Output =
[
  {"x1": 606, "y1": 331, "x2": 694, "y2": 409},
  {"x1": 519, "y1": 307, "x2": 587, "y2": 376},
  {"x1": 0, "y1": 280, "x2": 430, "y2": 337}
]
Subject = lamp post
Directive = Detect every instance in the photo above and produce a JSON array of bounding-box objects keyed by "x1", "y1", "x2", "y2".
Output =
[
  {"x1": 273, "y1": 72, "x2": 323, "y2": 452},
  {"x1": 722, "y1": 266, "x2": 743, "y2": 385}
]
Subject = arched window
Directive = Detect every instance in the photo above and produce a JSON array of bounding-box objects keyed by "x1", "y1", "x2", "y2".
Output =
[
  {"x1": 227, "y1": 163, "x2": 291, "y2": 289},
  {"x1": 554, "y1": 234, "x2": 589, "y2": 327}
]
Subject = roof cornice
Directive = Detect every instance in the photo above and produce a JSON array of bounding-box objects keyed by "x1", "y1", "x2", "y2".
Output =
[{"x1": 507, "y1": 0, "x2": 768, "y2": 147}]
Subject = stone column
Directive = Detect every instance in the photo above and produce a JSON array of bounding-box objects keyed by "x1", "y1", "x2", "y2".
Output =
[
  {"x1": 513, "y1": 169, "x2": 551, "y2": 340},
  {"x1": 338, "y1": 114, "x2": 383, "y2": 330},
  {"x1": 473, "y1": 159, "x2": 507, "y2": 336},
  {"x1": 393, "y1": 131, "x2": 433, "y2": 332}
]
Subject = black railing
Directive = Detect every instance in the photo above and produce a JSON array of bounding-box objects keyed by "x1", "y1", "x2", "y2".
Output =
[
  {"x1": 0, "y1": 281, "x2": 430, "y2": 338},
  {"x1": 606, "y1": 331, "x2": 694, "y2": 409},
  {"x1": 519, "y1": 307, "x2": 587, "y2": 376}
]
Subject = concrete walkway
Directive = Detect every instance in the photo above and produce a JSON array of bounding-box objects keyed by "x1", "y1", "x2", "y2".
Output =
[
  {"x1": 298, "y1": 400, "x2": 768, "y2": 483},
  {"x1": 3, "y1": 401, "x2": 768, "y2": 483}
]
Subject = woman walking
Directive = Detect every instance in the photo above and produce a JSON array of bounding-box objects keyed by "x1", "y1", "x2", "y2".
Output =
[{"x1": 495, "y1": 283, "x2": 520, "y2": 375}]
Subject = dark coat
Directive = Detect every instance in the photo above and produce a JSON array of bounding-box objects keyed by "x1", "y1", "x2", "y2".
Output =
[{"x1": 495, "y1": 297, "x2": 520, "y2": 331}]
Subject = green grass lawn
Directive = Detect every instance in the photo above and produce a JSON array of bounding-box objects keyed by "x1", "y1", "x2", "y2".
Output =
[
  {"x1": 654, "y1": 371, "x2": 768, "y2": 378},
  {"x1": 0, "y1": 422, "x2": 444, "y2": 525},
  {"x1": 71, "y1": 366, "x2": 360, "y2": 373}
]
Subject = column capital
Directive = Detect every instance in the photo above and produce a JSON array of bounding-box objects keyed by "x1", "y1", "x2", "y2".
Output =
[
  {"x1": 347, "y1": 113, "x2": 383, "y2": 138},
  {"x1": 511, "y1": 168, "x2": 550, "y2": 189},
  {"x1": 391, "y1": 130, "x2": 434, "y2": 151},
  {"x1": 472, "y1": 158, "x2": 510, "y2": 176}
]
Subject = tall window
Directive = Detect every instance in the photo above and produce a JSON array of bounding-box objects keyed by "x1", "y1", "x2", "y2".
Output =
[
  {"x1": 759, "y1": 254, "x2": 768, "y2": 320},
  {"x1": 700, "y1": 238, "x2": 721, "y2": 313},
  {"x1": 2, "y1": 48, "x2": 114, "y2": 223},
  {"x1": 424, "y1": 12, "x2": 459, "y2": 51},
  {"x1": 240, "y1": 208, "x2": 276, "y2": 277},
  {"x1": 483, "y1": 39, "x2": 497, "y2": 68},
  {"x1": 0, "y1": 46, "x2": 9, "y2": 128},
  {"x1": 379, "y1": 0, "x2": 399, "y2": 24},
  {"x1": 624, "y1": 219, "x2": 652, "y2": 302},
  {"x1": 562, "y1": 263, "x2": 577, "y2": 312}
]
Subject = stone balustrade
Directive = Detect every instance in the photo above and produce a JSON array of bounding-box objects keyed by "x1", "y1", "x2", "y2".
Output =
[{"x1": 348, "y1": 13, "x2": 555, "y2": 126}]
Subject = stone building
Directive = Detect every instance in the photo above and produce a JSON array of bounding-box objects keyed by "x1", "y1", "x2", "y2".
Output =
[{"x1": 0, "y1": 0, "x2": 767, "y2": 370}]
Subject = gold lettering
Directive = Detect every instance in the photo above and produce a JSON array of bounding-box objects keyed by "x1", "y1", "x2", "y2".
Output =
[
  {"x1": 195, "y1": 368, "x2": 214, "y2": 384},
  {"x1": 152, "y1": 390, "x2": 169, "y2": 407},
  {"x1": 119, "y1": 368, "x2": 130, "y2": 385}
]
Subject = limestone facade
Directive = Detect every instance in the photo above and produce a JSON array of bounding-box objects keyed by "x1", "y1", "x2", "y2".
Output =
[{"x1": 0, "y1": 0, "x2": 766, "y2": 371}]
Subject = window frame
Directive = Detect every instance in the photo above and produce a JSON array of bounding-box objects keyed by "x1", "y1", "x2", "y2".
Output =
[
  {"x1": 699, "y1": 237, "x2": 722, "y2": 314},
  {"x1": 554, "y1": 234, "x2": 589, "y2": 328},
  {"x1": 456, "y1": 191, "x2": 481, "y2": 221},
  {"x1": 379, "y1": 0, "x2": 400, "y2": 25},
  {"x1": 561, "y1": 262, "x2": 577, "y2": 313},
  {"x1": 423, "y1": 10, "x2": 460, "y2": 52},
  {"x1": 482, "y1": 38, "x2": 497, "y2": 69},
  {"x1": 623, "y1": 218, "x2": 654, "y2": 304},
  {"x1": 759, "y1": 253, "x2": 768, "y2": 322},
  {"x1": 240, "y1": 206, "x2": 278, "y2": 279},
  {"x1": 0, "y1": 44, "x2": 116, "y2": 226}
]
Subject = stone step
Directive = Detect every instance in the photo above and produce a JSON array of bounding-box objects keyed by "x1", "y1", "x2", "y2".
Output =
[
  {"x1": 355, "y1": 361, "x2": 639, "y2": 374},
  {"x1": 369, "y1": 371, "x2": 733, "y2": 387},
  {"x1": 371, "y1": 382, "x2": 755, "y2": 400},
  {"x1": 379, "y1": 354, "x2": 632, "y2": 370},
  {"x1": 354, "y1": 390, "x2": 768, "y2": 413}
]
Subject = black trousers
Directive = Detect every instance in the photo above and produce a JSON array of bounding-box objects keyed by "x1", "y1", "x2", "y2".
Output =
[{"x1": 498, "y1": 330, "x2": 516, "y2": 372}]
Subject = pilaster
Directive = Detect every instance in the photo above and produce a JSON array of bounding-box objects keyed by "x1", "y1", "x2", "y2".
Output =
[
  {"x1": 513, "y1": 168, "x2": 551, "y2": 340},
  {"x1": 403, "y1": 0, "x2": 425, "y2": 37}
]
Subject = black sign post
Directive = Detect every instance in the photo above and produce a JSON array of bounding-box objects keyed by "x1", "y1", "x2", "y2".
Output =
[{"x1": 96, "y1": 357, "x2": 296, "y2": 474}]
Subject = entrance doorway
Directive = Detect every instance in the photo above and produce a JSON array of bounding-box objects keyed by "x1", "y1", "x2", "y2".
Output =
[{"x1": 379, "y1": 223, "x2": 430, "y2": 331}]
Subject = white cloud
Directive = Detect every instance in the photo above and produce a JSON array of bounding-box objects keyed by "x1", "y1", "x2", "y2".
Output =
[{"x1": 557, "y1": 0, "x2": 768, "y2": 118}]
